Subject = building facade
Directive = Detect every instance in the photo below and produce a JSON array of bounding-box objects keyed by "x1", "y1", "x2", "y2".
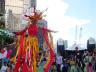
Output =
[
  {"x1": 64, "y1": 40, "x2": 68, "y2": 49},
  {"x1": 57, "y1": 38, "x2": 65, "y2": 56},
  {"x1": 0, "y1": 0, "x2": 5, "y2": 28},
  {"x1": 87, "y1": 37, "x2": 96, "y2": 52},
  {"x1": 5, "y1": 0, "x2": 36, "y2": 31},
  {"x1": 5, "y1": 0, "x2": 24, "y2": 30},
  {"x1": 0, "y1": 0, "x2": 5, "y2": 16}
]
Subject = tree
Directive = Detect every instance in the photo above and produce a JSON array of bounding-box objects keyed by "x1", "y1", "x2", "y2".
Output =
[{"x1": 0, "y1": 29, "x2": 14, "y2": 46}]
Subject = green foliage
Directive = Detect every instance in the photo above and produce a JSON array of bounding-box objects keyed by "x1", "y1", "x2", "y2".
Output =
[{"x1": 0, "y1": 29, "x2": 14, "y2": 45}]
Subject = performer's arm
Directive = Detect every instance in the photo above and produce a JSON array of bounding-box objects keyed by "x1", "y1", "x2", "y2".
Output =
[
  {"x1": 41, "y1": 27, "x2": 57, "y2": 33},
  {"x1": 13, "y1": 27, "x2": 27, "y2": 35}
]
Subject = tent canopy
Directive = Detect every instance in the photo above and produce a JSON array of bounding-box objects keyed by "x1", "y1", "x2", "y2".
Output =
[{"x1": 66, "y1": 43, "x2": 86, "y2": 50}]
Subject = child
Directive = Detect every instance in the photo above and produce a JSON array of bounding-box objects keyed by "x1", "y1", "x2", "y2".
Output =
[{"x1": 51, "y1": 62, "x2": 56, "y2": 72}]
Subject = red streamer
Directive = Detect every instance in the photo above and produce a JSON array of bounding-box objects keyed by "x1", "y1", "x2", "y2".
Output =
[
  {"x1": 42, "y1": 28, "x2": 55, "y2": 72},
  {"x1": 14, "y1": 32, "x2": 25, "y2": 72}
]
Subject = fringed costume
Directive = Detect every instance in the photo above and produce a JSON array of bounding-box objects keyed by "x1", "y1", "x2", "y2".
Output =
[{"x1": 13, "y1": 7, "x2": 55, "y2": 72}]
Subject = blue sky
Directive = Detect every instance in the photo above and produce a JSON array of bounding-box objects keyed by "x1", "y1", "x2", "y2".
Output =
[
  {"x1": 36, "y1": 0, "x2": 96, "y2": 48},
  {"x1": 63, "y1": 0, "x2": 96, "y2": 47},
  {"x1": 64, "y1": 0, "x2": 96, "y2": 20}
]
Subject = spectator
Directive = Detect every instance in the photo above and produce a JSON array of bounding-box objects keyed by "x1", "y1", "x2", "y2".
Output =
[
  {"x1": 0, "y1": 62, "x2": 7, "y2": 72},
  {"x1": 76, "y1": 59, "x2": 82, "y2": 72},
  {"x1": 61, "y1": 59, "x2": 68, "y2": 72},
  {"x1": 50, "y1": 62, "x2": 56, "y2": 72},
  {"x1": 70, "y1": 57, "x2": 76, "y2": 72},
  {"x1": 56, "y1": 54, "x2": 63, "y2": 72}
]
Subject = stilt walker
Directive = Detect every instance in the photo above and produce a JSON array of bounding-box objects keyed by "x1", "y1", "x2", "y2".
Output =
[{"x1": 13, "y1": 6, "x2": 55, "y2": 72}]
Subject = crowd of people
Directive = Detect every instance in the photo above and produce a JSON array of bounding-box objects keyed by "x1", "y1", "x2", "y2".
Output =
[
  {"x1": 0, "y1": 47, "x2": 15, "y2": 72},
  {"x1": 50, "y1": 48, "x2": 96, "y2": 72},
  {"x1": 0, "y1": 46, "x2": 96, "y2": 72}
]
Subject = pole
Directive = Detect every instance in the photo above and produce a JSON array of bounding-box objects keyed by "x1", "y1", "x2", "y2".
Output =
[
  {"x1": 79, "y1": 27, "x2": 82, "y2": 44},
  {"x1": 75, "y1": 25, "x2": 77, "y2": 44}
]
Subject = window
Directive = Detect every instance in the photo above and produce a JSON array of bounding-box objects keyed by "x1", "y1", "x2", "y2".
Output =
[{"x1": 0, "y1": 0, "x2": 5, "y2": 15}]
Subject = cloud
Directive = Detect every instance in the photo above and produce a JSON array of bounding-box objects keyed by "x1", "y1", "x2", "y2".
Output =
[{"x1": 37, "y1": 0, "x2": 91, "y2": 43}]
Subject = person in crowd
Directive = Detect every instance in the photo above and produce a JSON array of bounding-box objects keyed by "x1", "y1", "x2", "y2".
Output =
[
  {"x1": 76, "y1": 59, "x2": 82, "y2": 72},
  {"x1": 6, "y1": 61, "x2": 13, "y2": 72},
  {"x1": 86, "y1": 52, "x2": 93, "y2": 72},
  {"x1": 94, "y1": 61, "x2": 96, "y2": 72},
  {"x1": 70, "y1": 56, "x2": 76, "y2": 72},
  {"x1": 67, "y1": 58, "x2": 71, "y2": 72},
  {"x1": 0, "y1": 47, "x2": 9, "y2": 69},
  {"x1": 0, "y1": 47, "x2": 7, "y2": 59},
  {"x1": 61, "y1": 59, "x2": 68, "y2": 72},
  {"x1": 0, "y1": 62, "x2": 7, "y2": 72},
  {"x1": 50, "y1": 62, "x2": 57, "y2": 72},
  {"x1": 92, "y1": 52, "x2": 96, "y2": 72},
  {"x1": 83, "y1": 52, "x2": 89, "y2": 72},
  {"x1": 75, "y1": 47, "x2": 81, "y2": 61},
  {"x1": 81, "y1": 60, "x2": 85, "y2": 72},
  {"x1": 0, "y1": 59, "x2": 2, "y2": 70},
  {"x1": 56, "y1": 54, "x2": 63, "y2": 72}
]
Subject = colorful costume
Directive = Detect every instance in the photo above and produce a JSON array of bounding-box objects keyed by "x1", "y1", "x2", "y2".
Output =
[{"x1": 13, "y1": 7, "x2": 55, "y2": 72}]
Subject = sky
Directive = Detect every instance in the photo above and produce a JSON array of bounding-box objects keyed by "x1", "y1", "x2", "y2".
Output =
[{"x1": 37, "y1": 0, "x2": 96, "y2": 48}]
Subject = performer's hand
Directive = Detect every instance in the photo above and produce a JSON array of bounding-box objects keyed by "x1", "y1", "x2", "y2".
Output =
[{"x1": 24, "y1": 15, "x2": 29, "y2": 17}]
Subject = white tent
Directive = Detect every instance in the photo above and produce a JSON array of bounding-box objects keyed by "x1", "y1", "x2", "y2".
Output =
[{"x1": 66, "y1": 43, "x2": 86, "y2": 50}]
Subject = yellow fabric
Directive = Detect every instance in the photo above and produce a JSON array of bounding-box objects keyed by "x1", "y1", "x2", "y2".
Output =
[
  {"x1": 15, "y1": 34, "x2": 39, "y2": 72},
  {"x1": 40, "y1": 53, "x2": 43, "y2": 63},
  {"x1": 10, "y1": 56, "x2": 16, "y2": 63},
  {"x1": 70, "y1": 60, "x2": 76, "y2": 65},
  {"x1": 30, "y1": 37, "x2": 39, "y2": 72},
  {"x1": 16, "y1": 35, "x2": 20, "y2": 57},
  {"x1": 49, "y1": 32, "x2": 54, "y2": 49},
  {"x1": 15, "y1": 30, "x2": 54, "y2": 72}
]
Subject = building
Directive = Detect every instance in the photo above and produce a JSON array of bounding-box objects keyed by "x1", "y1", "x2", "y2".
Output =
[
  {"x1": 0, "y1": 0, "x2": 5, "y2": 28},
  {"x1": 57, "y1": 38, "x2": 65, "y2": 56},
  {"x1": 0, "y1": 0, "x2": 5, "y2": 16},
  {"x1": 64, "y1": 40, "x2": 68, "y2": 49},
  {"x1": 5, "y1": 0, "x2": 23, "y2": 30},
  {"x1": 87, "y1": 37, "x2": 96, "y2": 52},
  {"x1": 5, "y1": 0, "x2": 36, "y2": 31}
]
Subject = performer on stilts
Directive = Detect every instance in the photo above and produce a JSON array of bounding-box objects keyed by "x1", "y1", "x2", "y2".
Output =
[{"x1": 13, "y1": 6, "x2": 56, "y2": 72}]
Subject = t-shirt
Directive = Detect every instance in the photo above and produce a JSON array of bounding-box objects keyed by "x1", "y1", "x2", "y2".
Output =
[
  {"x1": 88, "y1": 56, "x2": 92, "y2": 63},
  {"x1": 0, "y1": 65, "x2": 7, "y2": 72},
  {"x1": 56, "y1": 56, "x2": 62, "y2": 64},
  {"x1": 70, "y1": 60, "x2": 76, "y2": 65}
]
